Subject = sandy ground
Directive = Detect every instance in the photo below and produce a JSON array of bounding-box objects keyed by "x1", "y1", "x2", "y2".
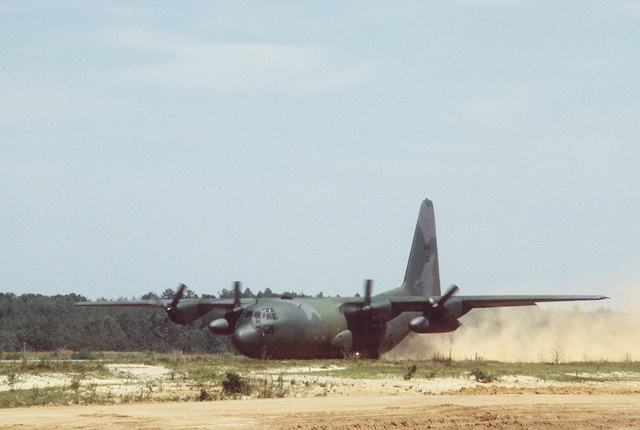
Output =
[
  {"x1": 3, "y1": 364, "x2": 640, "y2": 429},
  {"x1": 1, "y1": 393, "x2": 639, "y2": 430},
  {"x1": 5, "y1": 364, "x2": 640, "y2": 398}
]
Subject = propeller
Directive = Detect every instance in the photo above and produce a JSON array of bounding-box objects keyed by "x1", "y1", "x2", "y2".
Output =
[
  {"x1": 155, "y1": 282, "x2": 246, "y2": 338},
  {"x1": 155, "y1": 284, "x2": 187, "y2": 338},
  {"x1": 226, "y1": 281, "x2": 244, "y2": 323},
  {"x1": 168, "y1": 284, "x2": 186, "y2": 310},
  {"x1": 409, "y1": 284, "x2": 461, "y2": 333},
  {"x1": 165, "y1": 283, "x2": 186, "y2": 321},
  {"x1": 424, "y1": 284, "x2": 459, "y2": 318},
  {"x1": 208, "y1": 281, "x2": 244, "y2": 336},
  {"x1": 340, "y1": 279, "x2": 374, "y2": 313},
  {"x1": 355, "y1": 279, "x2": 389, "y2": 358}
]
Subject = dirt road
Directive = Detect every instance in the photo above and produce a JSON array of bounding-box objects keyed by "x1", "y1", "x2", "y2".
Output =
[{"x1": 1, "y1": 393, "x2": 639, "y2": 430}]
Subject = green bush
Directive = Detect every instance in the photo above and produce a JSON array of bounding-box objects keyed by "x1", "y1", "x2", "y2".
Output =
[
  {"x1": 470, "y1": 368, "x2": 495, "y2": 383},
  {"x1": 221, "y1": 372, "x2": 250, "y2": 395},
  {"x1": 71, "y1": 348, "x2": 94, "y2": 360},
  {"x1": 403, "y1": 364, "x2": 418, "y2": 380}
]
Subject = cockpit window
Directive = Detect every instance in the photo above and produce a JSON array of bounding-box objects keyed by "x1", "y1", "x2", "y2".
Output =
[
  {"x1": 261, "y1": 308, "x2": 278, "y2": 321},
  {"x1": 253, "y1": 308, "x2": 278, "y2": 328},
  {"x1": 236, "y1": 309, "x2": 255, "y2": 329}
]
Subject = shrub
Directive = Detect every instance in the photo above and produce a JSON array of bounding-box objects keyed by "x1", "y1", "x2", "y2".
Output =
[
  {"x1": 221, "y1": 372, "x2": 250, "y2": 395},
  {"x1": 71, "y1": 348, "x2": 94, "y2": 360},
  {"x1": 470, "y1": 368, "x2": 494, "y2": 383},
  {"x1": 403, "y1": 364, "x2": 418, "y2": 380}
]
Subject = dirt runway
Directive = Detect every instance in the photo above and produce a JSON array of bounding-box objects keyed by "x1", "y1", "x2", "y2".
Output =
[{"x1": 1, "y1": 393, "x2": 639, "y2": 430}]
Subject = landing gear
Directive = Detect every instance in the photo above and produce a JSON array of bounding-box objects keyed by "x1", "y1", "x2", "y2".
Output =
[{"x1": 360, "y1": 347, "x2": 380, "y2": 359}]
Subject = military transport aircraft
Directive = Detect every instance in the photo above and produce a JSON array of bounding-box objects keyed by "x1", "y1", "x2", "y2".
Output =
[{"x1": 75, "y1": 199, "x2": 607, "y2": 359}]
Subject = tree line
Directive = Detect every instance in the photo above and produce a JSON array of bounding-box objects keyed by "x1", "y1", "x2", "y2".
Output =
[{"x1": 0, "y1": 288, "x2": 324, "y2": 354}]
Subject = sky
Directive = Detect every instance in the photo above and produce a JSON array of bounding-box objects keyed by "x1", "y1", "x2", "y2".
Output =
[{"x1": 1, "y1": 1, "x2": 638, "y2": 307}]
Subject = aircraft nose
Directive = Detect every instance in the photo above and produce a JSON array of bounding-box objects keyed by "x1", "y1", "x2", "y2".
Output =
[{"x1": 231, "y1": 325, "x2": 262, "y2": 358}]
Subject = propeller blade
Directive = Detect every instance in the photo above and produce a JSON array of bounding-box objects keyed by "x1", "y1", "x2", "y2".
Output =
[
  {"x1": 339, "y1": 279, "x2": 375, "y2": 314},
  {"x1": 233, "y1": 281, "x2": 241, "y2": 309},
  {"x1": 162, "y1": 284, "x2": 188, "y2": 325},
  {"x1": 152, "y1": 314, "x2": 169, "y2": 339},
  {"x1": 168, "y1": 283, "x2": 187, "y2": 309},
  {"x1": 436, "y1": 284, "x2": 459, "y2": 307},
  {"x1": 364, "y1": 279, "x2": 372, "y2": 307},
  {"x1": 422, "y1": 284, "x2": 459, "y2": 319}
]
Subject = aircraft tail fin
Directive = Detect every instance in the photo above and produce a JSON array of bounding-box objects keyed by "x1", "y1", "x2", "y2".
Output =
[{"x1": 401, "y1": 198, "x2": 441, "y2": 297}]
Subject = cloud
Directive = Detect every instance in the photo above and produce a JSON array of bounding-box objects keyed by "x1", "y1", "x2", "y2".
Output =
[{"x1": 96, "y1": 29, "x2": 374, "y2": 94}]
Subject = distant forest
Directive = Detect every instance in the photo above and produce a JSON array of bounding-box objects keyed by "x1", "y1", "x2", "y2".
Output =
[{"x1": 0, "y1": 287, "x2": 323, "y2": 354}]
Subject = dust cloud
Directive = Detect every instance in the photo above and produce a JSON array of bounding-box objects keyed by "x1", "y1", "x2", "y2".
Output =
[{"x1": 385, "y1": 305, "x2": 640, "y2": 362}]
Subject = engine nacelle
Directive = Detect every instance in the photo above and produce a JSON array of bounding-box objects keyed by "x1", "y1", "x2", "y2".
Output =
[
  {"x1": 330, "y1": 330, "x2": 353, "y2": 351},
  {"x1": 208, "y1": 318, "x2": 234, "y2": 335},
  {"x1": 409, "y1": 316, "x2": 461, "y2": 334},
  {"x1": 441, "y1": 299, "x2": 466, "y2": 320},
  {"x1": 169, "y1": 301, "x2": 211, "y2": 325}
]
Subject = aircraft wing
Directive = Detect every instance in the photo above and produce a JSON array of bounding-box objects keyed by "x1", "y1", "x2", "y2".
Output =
[
  {"x1": 451, "y1": 295, "x2": 609, "y2": 309},
  {"x1": 74, "y1": 283, "x2": 259, "y2": 327},
  {"x1": 74, "y1": 299, "x2": 169, "y2": 308},
  {"x1": 389, "y1": 294, "x2": 609, "y2": 313},
  {"x1": 74, "y1": 298, "x2": 253, "y2": 310},
  {"x1": 74, "y1": 295, "x2": 257, "y2": 326}
]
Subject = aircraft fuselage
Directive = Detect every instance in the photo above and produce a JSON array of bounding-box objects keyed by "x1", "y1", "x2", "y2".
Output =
[{"x1": 230, "y1": 296, "x2": 417, "y2": 359}]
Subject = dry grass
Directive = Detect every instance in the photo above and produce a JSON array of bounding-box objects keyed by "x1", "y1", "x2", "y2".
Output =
[{"x1": 1, "y1": 352, "x2": 639, "y2": 407}]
